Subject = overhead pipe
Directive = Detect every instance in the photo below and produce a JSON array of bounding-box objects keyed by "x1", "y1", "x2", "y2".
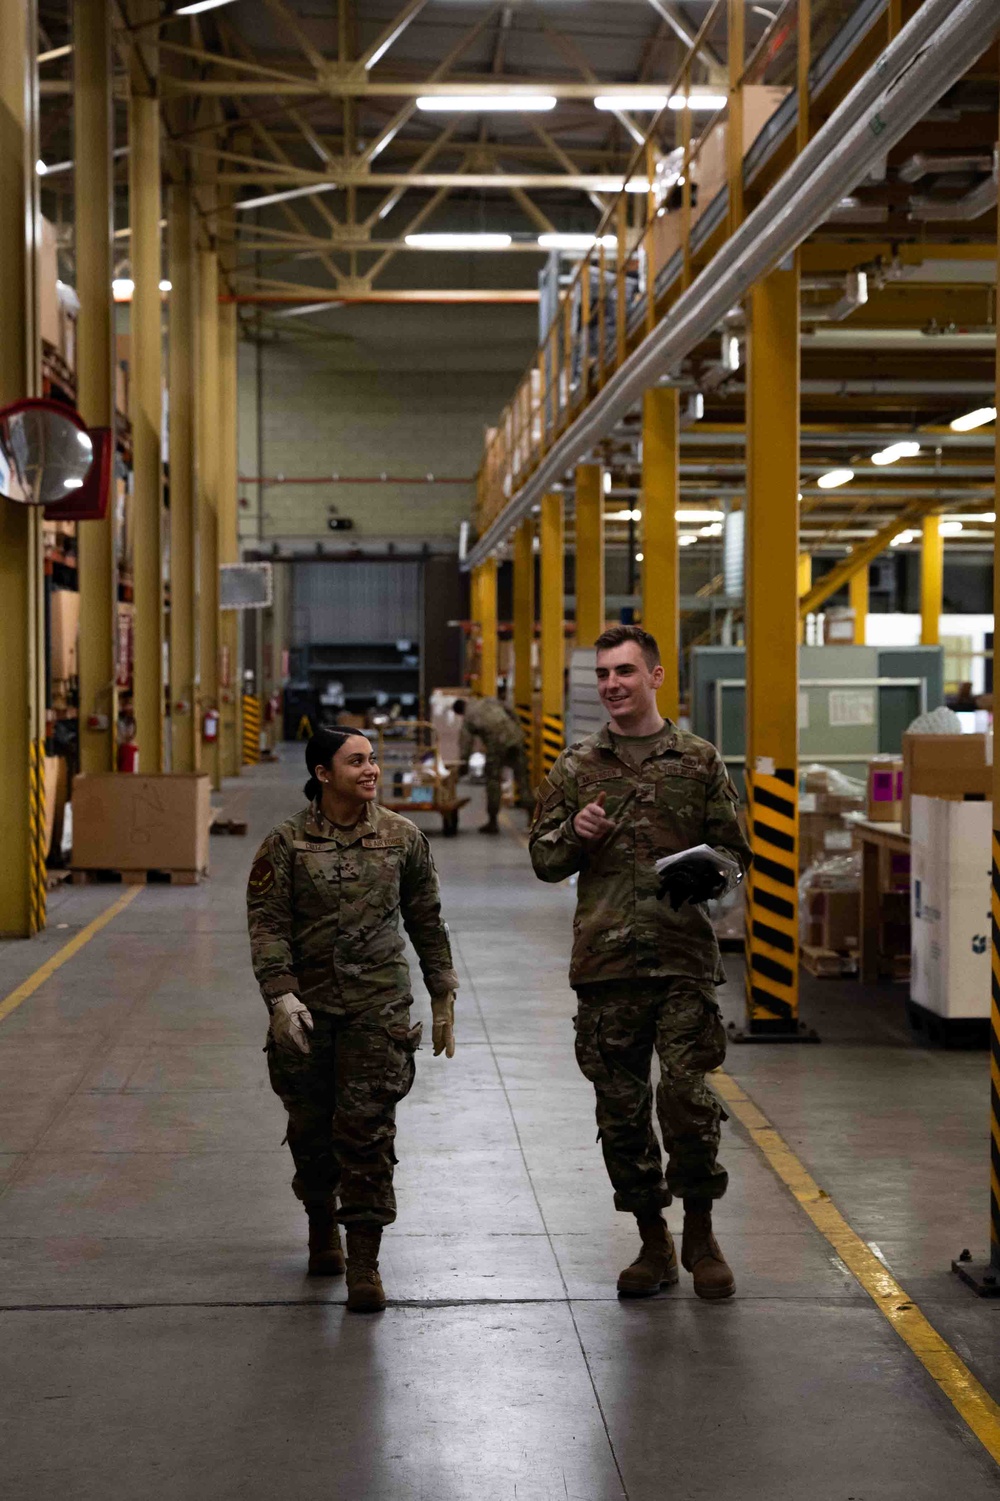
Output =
[
  {"x1": 464, "y1": 0, "x2": 1000, "y2": 569},
  {"x1": 898, "y1": 150, "x2": 994, "y2": 183},
  {"x1": 908, "y1": 152, "x2": 998, "y2": 220}
]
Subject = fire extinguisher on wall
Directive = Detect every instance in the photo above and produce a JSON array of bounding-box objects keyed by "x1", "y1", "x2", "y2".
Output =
[
  {"x1": 203, "y1": 708, "x2": 220, "y2": 743},
  {"x1": 117, "y1": 739, "x2": 140, "y2": 774}
]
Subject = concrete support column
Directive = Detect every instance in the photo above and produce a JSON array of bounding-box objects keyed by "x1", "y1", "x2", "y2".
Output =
[
  {"x1": 167, "y1": 184, "x2": 199, "y2": 774},
  {"x1": 218, "y1": 299, "x2": 241, "y2": 777},
  {"x1": 75, "y1": 0, "x2": 117, "y2": 775},
  {"x1": 512, "y1": 519, "x2": 535, "y2": 772},
  {"x1": 128, "y1": 22, "x2": 164, "y2": 771},
  {"x1": 642, "y1": 387, "x2": 680, "y2": 720},
  {"x1": 920, "y1": 515, "x2": 943, "y2": 647},
  {"x1": 197, "y1": 249, "x2": 221, "y2": 790},
  {"x1": 850, "y1": 565, "x2": 868, "y2": 644},
  {"x1": 0, "y1": 0, "x2": 47, "y2": 935},
  {"x1": 574, "y1": 463, "x2": 604, "y2": 648},
  {"x1": 473, "y1": 559, "x2": 497, "y2": 698},
  {"x1": 539, "y1": 492, "x2": 565, "y2": 777},
  {"x1": 744, "y1": 259, "x2": 801, "y2": 1036}
]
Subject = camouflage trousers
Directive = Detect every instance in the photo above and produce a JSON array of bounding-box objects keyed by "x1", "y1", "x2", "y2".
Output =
[
  {"x1": 573, "y1": 978, "x2": 729, "y2": 1217},
  {"x1": 485, "y1": 741, "x2": 533, "y2": 820},
  {"x1": 266, "y1": 999, "x2": 421, "y2": 1225}
]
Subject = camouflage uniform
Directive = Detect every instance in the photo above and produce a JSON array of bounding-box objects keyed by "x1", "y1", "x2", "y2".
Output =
[
  {"x1": 529, "y1": 722, "x2": 750, "y2": 1216},
  {"x1": 460, "y1": 697, "x2": 533, "y2": 819},
  {"x1": 247, "y1": 801, "x2": 457, "y2": 1225}
]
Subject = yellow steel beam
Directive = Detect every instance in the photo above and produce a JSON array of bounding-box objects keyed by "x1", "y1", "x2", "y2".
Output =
[
  {"x1": 513, "y1": 518, "x2": 535, "y2": 776},
  {"x1": 198, "y1": 248, "x2": 221, "y2": 790},
  {"x1": 540, "y1": 492, "x2": 565, "y2": 776},
  {"x1": 990, "y1": 151, "x2": 1000, "y2": 1280},
  {"x1": 475, "y1": 557, "x2": 498, "y2": 698},
  {"x1": 168, "y1": 183, "x2": 200, "y2": 774},
  {"x1": 799, "y1": 498, "x2": 941, "y2": 617},
  {"x1": 745, "y1": 258, "x2": 800, "y2": 1036},
  {"x1": 850, "y1": 565, "x2": 868, "y2": 644},
  {"x1": 642, "y1": 387, "x2": 680, "y2": 721},
  {"x1": 574, "y1": 464, "x2": 605, "y2": 647},
  {"x1": 797, "y1": 552, "x2": 811, "y2": 643},
  {"x1": 75, "y1": 0, "x2": 117, "y2": 775},
  {"x1": 920, "y1": 514, "x2": 943, "y2": 647},
  {"x1": 128, "y1": 10, "x2": 165, "y2": 772},
  {"x1": 727, "y1": 0, "x2": 745, "y2": 237},
  {"x1": 0, "y1": 0, "x2": 46, "y2": 936},
  {"x1": 218, "y1": 297, "x2": 242, "y2": 779}
]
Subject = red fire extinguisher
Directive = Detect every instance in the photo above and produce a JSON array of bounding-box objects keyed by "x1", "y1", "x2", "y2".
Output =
[
  {"x1": 117, "y1": 739, "x2": 140, "y2": 773},
  {"x1": 203, "y1": 708, "x2": 220, "y2": 743}
]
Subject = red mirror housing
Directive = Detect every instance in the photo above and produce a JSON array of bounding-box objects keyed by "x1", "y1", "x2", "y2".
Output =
[{"x1": 43, "y1": 427, "x2": 113, "y2": 522}]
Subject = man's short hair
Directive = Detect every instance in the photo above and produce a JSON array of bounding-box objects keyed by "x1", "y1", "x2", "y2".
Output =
[{"x1": 593, "y1": 624, "x2": 661, "y2": 670}]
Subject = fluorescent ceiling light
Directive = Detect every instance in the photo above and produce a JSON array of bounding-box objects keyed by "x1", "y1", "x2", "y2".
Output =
[
  {"x1": 608, "y1": 508, "x2": 641, "y2": 521},
  {"x1": 595, "y1": 94, "x2": 670, "y2": 112},
  {"x1": 175, "y1": 0, "x2": 238, "y2": 14},
  {"x1": 635, "y1": 551, "x2": 644, "y2": 562},
  {"x1": 871, "y1": 440, "x2": 920, "y2": 465},
  {"x1": 949, "y1": 406, "x2": 996, "y2": 431},
  {"x1": 404, "y1": 233, "x2": 511, "y2": 250},
  {"x1": 159, "y1": 279, "x2": 171, "y2": 293},
  {"x1": 537, "y1": 233, "x2": 618, "y2": 251},
  {"x1": 700, "y1": 523, "x2": 723, "y2": 537},
  {"x1": 939, "y1": 520, "x2": 964, "y2": 536},
  {"x1": 603, "y1": 471, "x2": 612, "y2": 494},
  {"x1": 416, "y1": 94, "x2": 556, "y2": 113},
  {"x1": 275, "y1": 301, "x2": 345, "y2": 318},
  {"x1": 112, "y1": 278, "x2": 133, "y2": 301},
  {"x1": 890, "y1": 529, "x2": 918, "y2": 546},
  {"x1": 63, "y1": 477, "x2": 84, "y2": 490},
  {"x1": 236, "y1": 183, "x2": 338, "y2": 212},
  {"x1": 679, "y1": 533, "x2": 699, "y2": 546},
  {"x1": 946, "y1": 512, "x2": 995, "y2": 523},
  {"x1": 76, "y1": 431, "x2": 93, "y2": 451},
  {"x1": 816, "y1": 467, "x2": 854, "y2": 489},
  {"x1": 677, "y1": 508, "x2": 724, "y2": 523},
  {"x1": 590, "y1": 177, "x2": 652, "y2": 194},
  {"x1": 668, "y1": 94, "x2": 728, "y2": 112}
]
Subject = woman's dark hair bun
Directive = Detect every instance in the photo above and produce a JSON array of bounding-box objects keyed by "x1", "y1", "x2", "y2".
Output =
[{"x1": 303, "y1": 726, "x2": 372, "y2": 803}]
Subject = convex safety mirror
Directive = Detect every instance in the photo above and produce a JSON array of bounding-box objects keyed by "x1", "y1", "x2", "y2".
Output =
[{"x1": 0, "y1": 398, "x2": 94, "y2": 505}]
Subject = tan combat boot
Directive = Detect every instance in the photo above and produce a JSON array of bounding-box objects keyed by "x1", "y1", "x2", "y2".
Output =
[
  {"x1": 306, "y1": 1206, "x2": 345, "y2": 1277},
  {"x1": 681, "y1": 1201, "x2": 735, "y2": 1300},
  {"x1": 617, "y1": 1215, "x2": 679, "y2": 1298},
  {"x1": 345, "y1": 1224, "x2": 387, "y2": 1312}
]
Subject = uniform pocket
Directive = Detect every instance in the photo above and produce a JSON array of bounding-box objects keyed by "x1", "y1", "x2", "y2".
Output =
[{"x1": 383, "y1": 1019, "x2": 422, "y2": 1102}]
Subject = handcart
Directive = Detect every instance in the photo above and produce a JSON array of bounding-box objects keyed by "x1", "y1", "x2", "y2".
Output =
[{"x1": 375, "y1": 719, "x2": 468, "y2": 836}]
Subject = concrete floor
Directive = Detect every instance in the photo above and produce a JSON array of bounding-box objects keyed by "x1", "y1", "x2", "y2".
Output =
[{"x1": 1, "y1": 751, "x2": 998, "y2": 1500}]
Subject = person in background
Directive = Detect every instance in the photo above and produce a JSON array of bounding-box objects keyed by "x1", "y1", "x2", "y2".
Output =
[
  {"x1": 528, "y1": 625, "x2": 751, "y2": 1302},
  {"x1": 247, "y1": 727, "x2": 458, "y2": 1312},
  {"x1": 454, "y1": 695, "x2": 534, "y2": 834}
]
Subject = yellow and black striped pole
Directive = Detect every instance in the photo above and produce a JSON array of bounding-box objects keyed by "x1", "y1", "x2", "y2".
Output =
[
  {"x1": 242, "y1": 695, "x2": 261, "y2": 766},
  {"x1": 513, "y1": 519, "x2": 536, "y2": 793},
  {"x1": 741, "y1": 258, "x2": 815, "y2": 1042},
  {"x1": 540, "y1": 492, "x2": 565, "y2": 778}
]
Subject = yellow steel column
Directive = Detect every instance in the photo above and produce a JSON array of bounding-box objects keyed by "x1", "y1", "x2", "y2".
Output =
[
  {"x1": 850, "y1": 564, "x2": 868, "y2": 644},
  {"x1": 476, "y1": 557, "x2": 498, "y2": 698},
  {"x1": 920, "y1": 515, "x2": 943, "y2": 646},
  {"x1": 574, "y1": 463, "x2": 604, "y2": 647},
  {"x1": 168, "y1": 183, "x2": 199, "y2": 774},
  {"x1": 0, "y1": 0, "x2": 46, "y2": 936},
  {"x1": 197, "y1": 248, "x2": 221, "y2": 790},
  {"x1": 744, "y1": 259, "x2": 802, "y2": 1037},
  {"x1": 218, "y1": 298, "x2": 241, "y2": 778},
  {"x1": 727, "y1": 0, "x2": 745, "y2": 236},
  {"x1": 540, "y1": 492, "x2": 565, "y2": 775},
  {"x1": 128, "y1": 16, "x2": 164, "y2": 771},
  {"x1": 513, "y1": 518, "x2": 535, "y2": 779},
  {"x1": 75, "y1": 0, "x2": 117, "y2": 775},
  {"x1": 989, "y1": 175, "x2": 1000, "y2": 1283},
  {"x1": 642, "y1": 387, "x2": 680, "y2": 721},
  {"x1": 797, "y1": 553, "x2": 811, "y2": 644}
]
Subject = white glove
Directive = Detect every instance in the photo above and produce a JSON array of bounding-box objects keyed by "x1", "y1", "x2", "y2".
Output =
[
  {"x1": 431, "y1": 992, "x2": 456, "y2": 1059},
  {"x1": 269, "y1": 994, "x2": 314, "y2": 1055}
]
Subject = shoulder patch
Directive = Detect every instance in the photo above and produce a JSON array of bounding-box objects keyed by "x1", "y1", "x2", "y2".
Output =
[{"x1": 248, "y1": 855, "x2": 276, "y2": 897}]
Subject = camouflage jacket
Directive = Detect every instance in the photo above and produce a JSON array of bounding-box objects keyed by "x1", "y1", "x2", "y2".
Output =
[
  {"x1": 459, "y1": 697, "x2": 523, "y2": 760},
  {"x1": 528, "y1": 722, "x2": 751, "y2": 987},
  {"x1": 247, "y1": 802, "x2": 457, "y2": 1013}
]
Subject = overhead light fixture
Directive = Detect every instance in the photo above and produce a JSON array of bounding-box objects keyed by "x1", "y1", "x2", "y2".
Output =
[
  {"x1": 63, "y1": 476, "x2": 84, "y2": 490},
  {"x1": 949, "y1": 406, "x2": 996, "y2": 431},
  {"x1": 946, "y1": 512, "x2": 995, "y2": 523},
  {"x1": 816, "y1": 468, "x2": 854, "y2": 489},
  {"x1": 416, "y1": 94, "x2": 556, "y2": 113},
  {"x1": 158, "y1": 279, "x2": 171, "y2": 293},
  {"x1": 274, "y1": 301, "x2": 345, "y2": 318},
  {"x1": 236, "y1": 183, "x2": 338, "y2": 212},
  {"x1": 939, "y1": 520, "x2": 964, "y2": 536},
  {"x1": 635, "y1": 551, "x2": 644, "y2": 562},
  {"x1": 595, "y1": 94, "x2": 670, "y2": 112},
  {"x1": 677, "y1": 509, "x2": 724, "y2": 523},
  {"x1": 175, "y1": 0, "x2": 239, "y2": 14},
  {"x1": 668, "y1": 94, "x2": 728, "y2": 112},
  {"x1": 404, "y1": 232, "x2": 512, "y2": 250},
  {"x1": 112, "y1": 278, "x2": 133, "y2": 301},
  {"x1": 721, "y1": 332, "x2": 740, "y2": 371},
  {"x1": 679, "y1": 534, "x2": 699, "y2": 546},
  {"x1": 537, "y1": 232, "x2": 618, "y2": 251},
  {"x1": 76, "y1": 431, "x2": 93, "y2": 451},
  {"x1": 890, "y1": 529, "x2": 918, "y2": 546},
  {"x1": 590, "y1": 177, "x2": 653, "y2": 194},
  {"x1": 700, "y1": 523, "x2": 723, "y2": 537},
  {"x1": 871, "y1": 440, "x2": 920, "y2": 465},
  {"x1": 603, "y1": 471, "x2": 612, "y2": 494},
  {"x1": 608, "y1": 508, "x2": 642, "y2": 521}
]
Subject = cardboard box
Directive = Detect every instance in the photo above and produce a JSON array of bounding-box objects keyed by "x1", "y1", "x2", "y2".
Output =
[
  {"x1": 805, "y1": 888, "x2": 860, "y2": 952},
  {"x1": 50, "y1": 587, "x2": 81, "y2": 679},
  {"x1": 71, "y1": 774, "x2": 211, "y2": 873},
  {"x1": 866, "y1": 758, "x2": 903, "y2": 823},
  {"x1": 901, "y1": 733, "x2": 991, "y2": 832},
  {"x1": 910, "y1": 794, "x2": 991, "y2": 1020}
]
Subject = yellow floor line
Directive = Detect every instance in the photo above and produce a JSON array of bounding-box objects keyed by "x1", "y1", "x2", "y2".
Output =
[
  {"x1": 0, "y1": 886, "x2": 143, "y2": 1026},
  {"x1": 713, "y1": 1068, "x2": 1000, "y2": 1467}
]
